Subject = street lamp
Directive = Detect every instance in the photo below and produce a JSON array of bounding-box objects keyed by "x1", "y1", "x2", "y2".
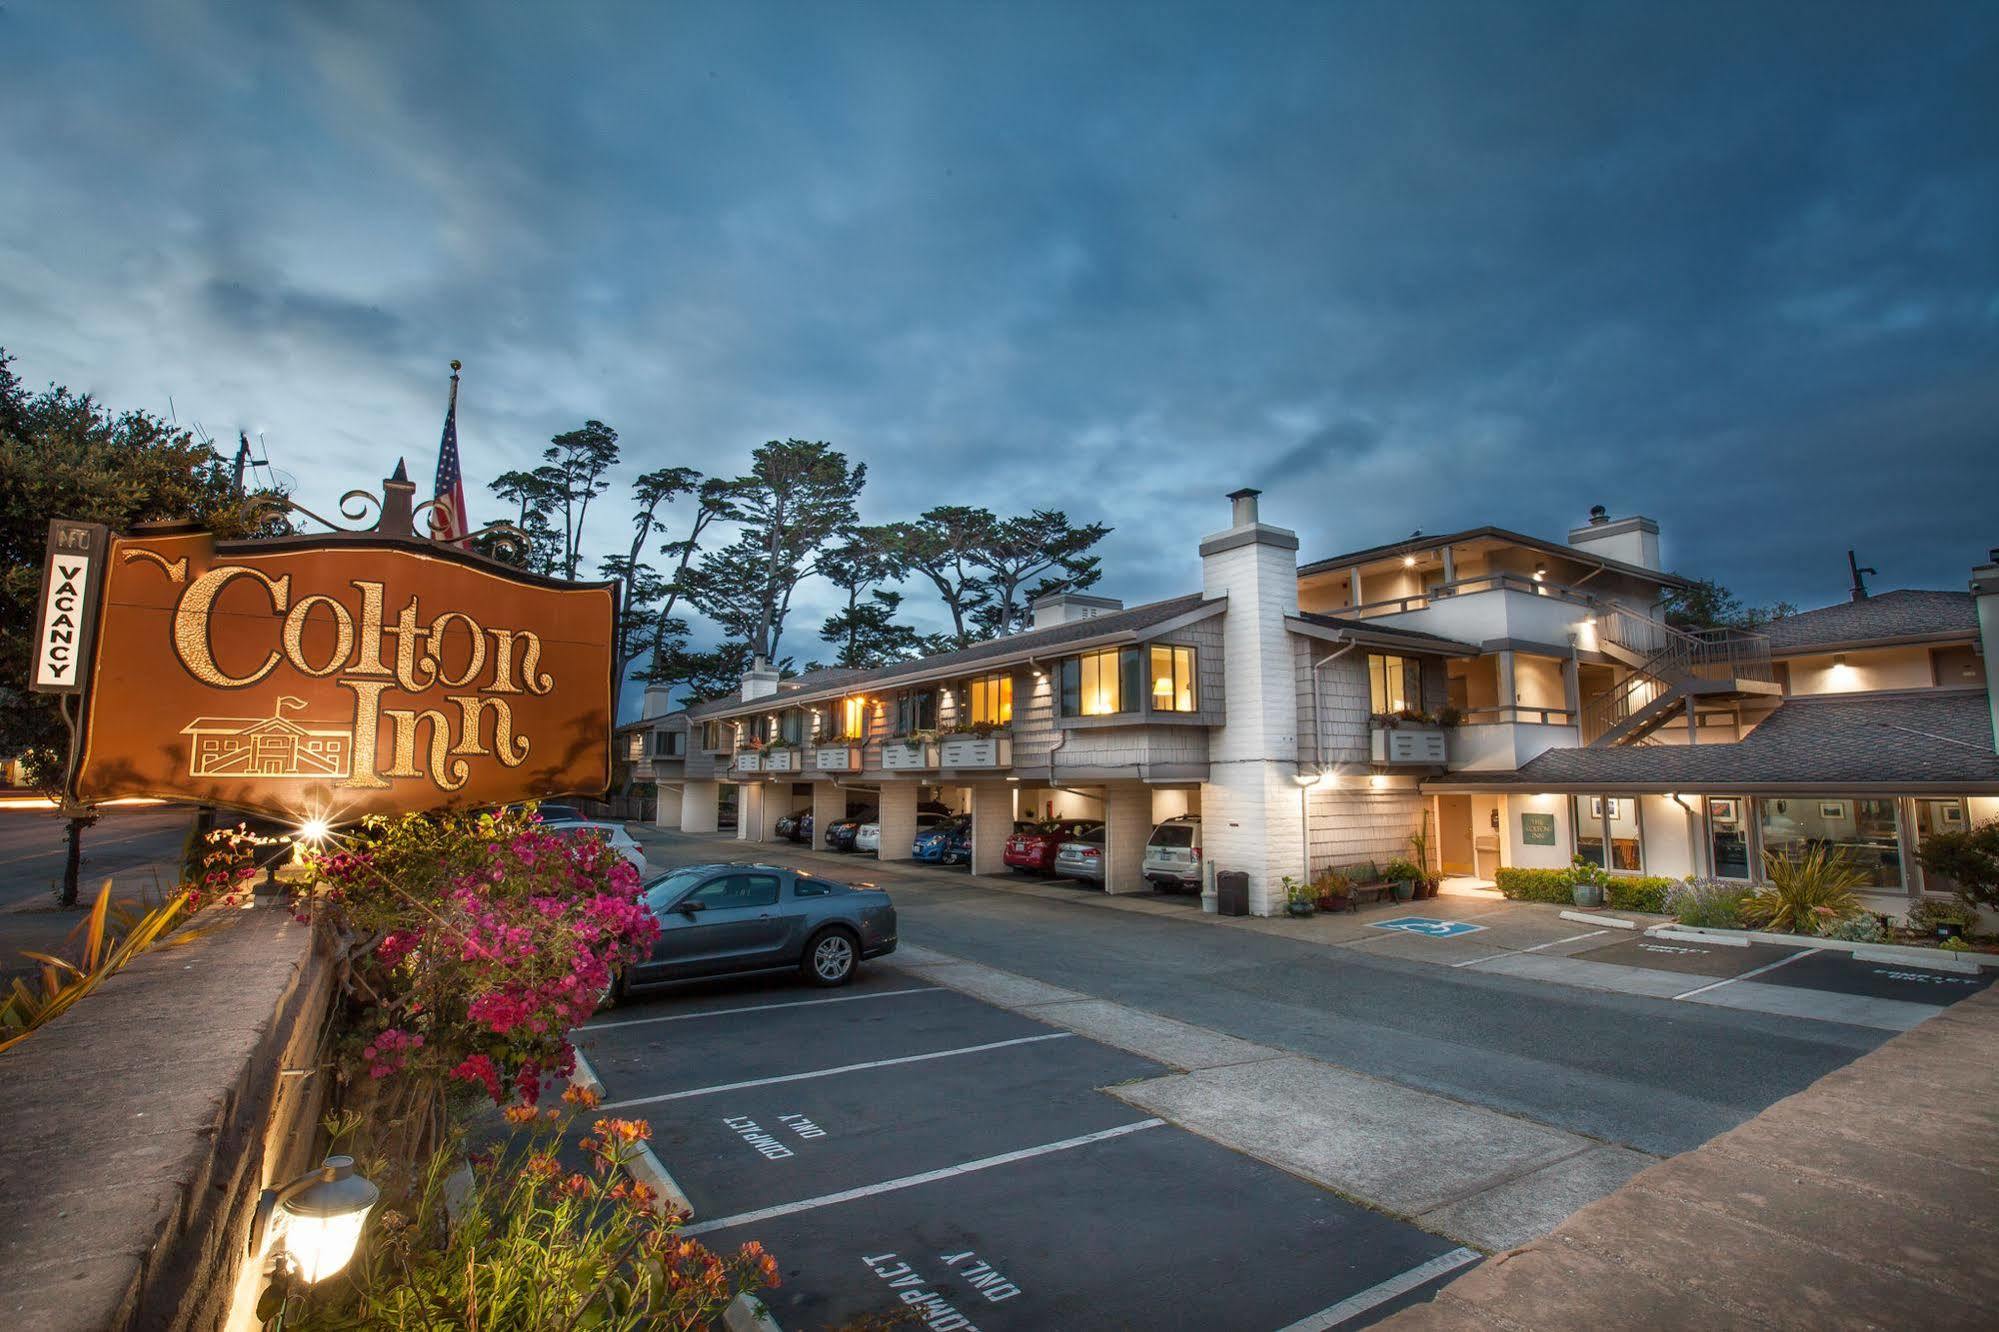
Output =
[{"x1": 252, "y1": 1155, "x2": 379, "y2": 1286}]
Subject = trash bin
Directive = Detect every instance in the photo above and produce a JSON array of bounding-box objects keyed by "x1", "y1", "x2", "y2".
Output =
[{"x1": 1216, "y1": 870, "x2": 1249, "y2": 917}]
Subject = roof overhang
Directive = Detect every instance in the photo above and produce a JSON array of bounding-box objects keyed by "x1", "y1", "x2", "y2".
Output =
[
  {"x1": 1298, "y1": 526, "x2": 1693, "y2": 591},
  {"x1": 1286, "y1": 615, "x2": 1482, "y2": 657},
  {"x1": 1423, "y1": 777, "x2": 1999, "y2": 796},
  {"x1": 1769, "y1": 630, "x2": 1978, "y2": 658}
]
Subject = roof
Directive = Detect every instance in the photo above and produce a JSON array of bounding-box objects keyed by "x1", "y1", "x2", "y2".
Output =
[
  {"x1": 1761, "y1": 589, "x2": 1978, "y2": 654},
  {"x1": 1428, "y1": 690, "x2": 1999, "y2": 793},
  {"x1": 1290, "y1": 612, "x2": 1482, "y2": 656},
  {"x1": 687, "y1": 592, "x2": 1216, "y2": 718},
  {"x1": 1298, "y1": 525, "x2": 1691, "y2": 590}
]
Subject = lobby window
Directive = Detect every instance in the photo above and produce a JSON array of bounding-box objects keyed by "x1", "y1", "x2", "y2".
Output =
[
  {"x1": 966, "y1": 673, "x2": 1013, "y2": 726},
  {"x1": 1060, "y1": 647, "x2": 1141, "y2": 717},
  {"x1": 1571, "y1": 795, "x2": 1643, "y2": 873},
  {"x1": 1150, "y1": 645, "x2": 1198, "y2": 712},
  {"x1": 1369, "y1": 654, "x2": 1420, "y2": 714},
  {"x1": 1757, "y1": 796, "x2": 1903, "y2": 889},
  {"x1": 894, "y1": 688, "x2": 937, "y2": 736},
  {"x1": 1706, "y1": 798, "x2": 1751, "y2": 880}
]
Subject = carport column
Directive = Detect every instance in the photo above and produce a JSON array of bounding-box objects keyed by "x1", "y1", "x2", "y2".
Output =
[
  {"x1": 753, "y1": 781, "x2": 788, "y2": 842},
  {"x1": 969, "y1": 782, "x2": 1012, "y2": 875},
  {"x1": 876, "y1": 782, "x2": 918, "y2": 861},
  {"x1": 680, "y1": 781, "x2": 719, "y2": 833},
  {"x1": 811, "y1": 782, "x2": 846, "y2": 852},
  {"x1": 654, "y1": 784, "x2": 683, "y2": 829},
  {"x1": 1102, "y1": 783, "x2": 1151, "y2": 894},
  {"x1": 1199, "y1": 489, "x2": 1306, "y2": 916}
]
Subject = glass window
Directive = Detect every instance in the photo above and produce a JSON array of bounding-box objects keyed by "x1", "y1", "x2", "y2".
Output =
[
  {"x1": 1571, "y1": 795, "x2": 1643, "y2": 872},
  {"x1": 1150, "y1": 645, "x2": 1197, "y2": 712},
  {"x1": 1369, "y1": 654, "x2": 1419, "y2": 714},
  {"x1": 894, "y1": 689, "x2": 937, "y2": 735},
  {"x1": 792, "y1": 875, "x2": 837, "y2": 898},
  {"x1": 1914, "y1": 799, "x2": 1970, "y2": 893},
  {"x1": 1061, "y1": 648, "x2": 1142, "y2": 716},
  {"x1": 842, "y1": 696, "x2": 868, "y2": 739},
  {"x1": 1571, "y1": 795, "x2": 1605, "y2": 868},
  {"x1": 967, "y1": 673, "x2": 1013, "y2": 725},
  {"x1": 684, "y1": 872, "x2": 781, "y2": 910},
  {"x1": 644, "y1": 867, "x2": 708, "y2": 913},
  {"x1": 779, "y1": 711, "x2": 805, "y2": 744},
  {"x1": 1757, "y1": 796, "x2": 1902, "y2": 889},
  {"x1": 1706, "y1": 798, "x2": 1751, "y2": 880}
]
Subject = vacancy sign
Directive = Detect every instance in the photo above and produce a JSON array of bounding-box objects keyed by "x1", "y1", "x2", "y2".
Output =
[{"x1": 30, "y1": 520, "x2": 109, "y2": 695}]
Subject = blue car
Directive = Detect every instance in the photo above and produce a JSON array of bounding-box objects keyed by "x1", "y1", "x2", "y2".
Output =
[{"x1": 913, "y1": 817, "x2": 969, "y2": 863}]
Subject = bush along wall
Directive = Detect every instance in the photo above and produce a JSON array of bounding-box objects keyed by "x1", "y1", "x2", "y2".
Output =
[{"x1": 1495, "y1": 866, "x2": 1675, "y2": 914}]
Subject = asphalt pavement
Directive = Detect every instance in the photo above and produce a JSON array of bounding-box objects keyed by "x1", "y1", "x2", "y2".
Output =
[{"x1": 0, "y1": 804, "x2": 193, "y2": 982}]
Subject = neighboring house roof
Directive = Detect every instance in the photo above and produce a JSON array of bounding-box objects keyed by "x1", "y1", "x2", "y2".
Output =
[
  {"x1": 1427, "y1": 691, "x2": 1999, "y2": 793},
  {"x1": 1290, "y1": 612, "x2": 1482, "y2": 656},
  {"x1": 1760, "y1": 589, "x2": 1978, "y2": 654},
  {"x1": 686, "y1": 592, "x2": 1217, "y2": 718},
  {"x1": 1298, "y1": 525, "x2": 1692, "y2": 590}
]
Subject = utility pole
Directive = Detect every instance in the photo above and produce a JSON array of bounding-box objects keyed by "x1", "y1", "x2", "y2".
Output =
[{"x1": 234, "y1": 430, "x2": 252, "y2": 493}]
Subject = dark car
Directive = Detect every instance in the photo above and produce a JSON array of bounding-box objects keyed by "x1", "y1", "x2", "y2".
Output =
[
  {"x1": 788, "y1": 812, "x2": 814, "y2": 844},
  {"x1": 774, "y1": 812, "x2": 801, "y2": 841},
  {"x1": 825, "y1": 808, "x2": 876, "y2": 852},
  {"x1": 1005, "y1": 819, "x2": 1104, "y2": 874},
  {"x1": 610, "y1": 863, "x2": 897, "y2": 995}
]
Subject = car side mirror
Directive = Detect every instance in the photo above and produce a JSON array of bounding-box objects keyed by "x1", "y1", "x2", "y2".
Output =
[{"x1": 677, "y1": 900, "x2": 705, "y2": 916}]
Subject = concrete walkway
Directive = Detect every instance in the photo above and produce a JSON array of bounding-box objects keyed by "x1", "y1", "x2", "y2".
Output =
[{"x1": 1381, "y1": 985, "x2": 1999, "y2": 1329}]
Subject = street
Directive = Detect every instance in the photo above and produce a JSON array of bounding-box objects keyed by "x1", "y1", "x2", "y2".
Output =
[{"x1": 0, "y1": 804, "x2": 192, "y2": 982}]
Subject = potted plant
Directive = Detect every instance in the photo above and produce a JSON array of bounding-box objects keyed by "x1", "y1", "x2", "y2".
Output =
[
  {"x1": 1313, "y1": 869, "x2": 1351, "y2": 913},
  {"x1": 1383, "y1": 859, "x2": 1421, "y2": 902},
  {"x1": 1407, "y1": 829, "x2": 1438, "y2": 899},
  {"x1": 1569, "y1": 856, "x2": 1606, "y2": 909},
  {"x1": 1282, "y1": 876, "x2": 1317, "y2": 918}
]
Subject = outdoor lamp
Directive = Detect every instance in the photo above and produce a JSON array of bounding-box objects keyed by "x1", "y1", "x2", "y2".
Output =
[
  {"x1": 295, "y1": 817, "x2": 330, "y2": 844},
  {"x1": 252, "y1": 1155, "x2": 379, "y2": 1284}
]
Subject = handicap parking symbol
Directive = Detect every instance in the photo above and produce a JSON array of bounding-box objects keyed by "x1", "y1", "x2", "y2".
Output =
[{"x1": 1368, "y1": 916, "x2": 1487, "y2": 939}]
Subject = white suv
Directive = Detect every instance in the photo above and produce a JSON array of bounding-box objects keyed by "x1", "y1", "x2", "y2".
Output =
[{"x1": 1143, "y1": 816, "x2": 1202, "y2": 893}]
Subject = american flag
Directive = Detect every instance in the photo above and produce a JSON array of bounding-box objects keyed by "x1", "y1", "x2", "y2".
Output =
[{"x1": 431, "y1": 360, "x2": 468, "y2": 543}]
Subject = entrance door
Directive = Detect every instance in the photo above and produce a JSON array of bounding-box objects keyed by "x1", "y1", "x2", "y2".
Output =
[{"x1": 1437, "y1": 795, "x2": 1474, "y2": 876}]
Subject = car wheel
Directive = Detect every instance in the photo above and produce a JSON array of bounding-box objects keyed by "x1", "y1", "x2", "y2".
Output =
[
  {"x1": 803, "y1": 927, "x2": 859, "y2": 987},
  {"x1": 597, "y1": 968, "x2": 627, "y2": 1011}
]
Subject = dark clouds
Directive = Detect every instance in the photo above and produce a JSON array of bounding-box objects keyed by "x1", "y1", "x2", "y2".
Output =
[{"x1": 2, "y1": 0, "x2": 1995, "y2": 653}]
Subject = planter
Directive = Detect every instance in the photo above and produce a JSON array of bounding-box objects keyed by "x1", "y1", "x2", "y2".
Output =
[
  {"x1": 1287, "y1": 900, "x2": 1317, "y2": 918},
  {"x1": 732, "y1": 751, "x2": 764, "y2": 773},
  {"x1": 1370, "y1": 725, "x2": 1448, "y2": 765},
  {"x1": 1390, "y1": 880, "x2": 1415, "y2": 902},
  {"x1": 938, "y1": 735, "x2": 1012, "y2": 770},
  {"x1": 1316, "y1": 895, "x2": 1351, "y2": 914},
  {"x1": 1417, "y1": 879, "x2": 1440, "y2": 900},
  {"x1": 1572, "y1": 882, "x2": 1605, "y2": 909},
  {"x1": 763, "y1": 748, "x2": 798, "y2": 773},
  {"x1": 880, "y1": 740, "x2": 936, "y2": 772}
]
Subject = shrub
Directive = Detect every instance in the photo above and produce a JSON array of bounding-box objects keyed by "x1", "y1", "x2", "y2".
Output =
[
  {"x1": 1906, "y1": 897, "x2": 1978, "y2": 933},
  {"x1": 1740, "y1": 847, "x2": 1866, "y2": 935},
  {"x1": 1916, "y1": 818, "x2": 1999, "y2": 909},
  {"x1": 1666, "y1": 878, "x2": 1756, "y2": 929},
  {"x1": 1494, "y1": 868, "x2": 1574, "y2": 904},
  {"x1": 1823, "y1": 914, "x2": 1887, "y2": 944},
  {"x1": 1604, "y1": 876, "x2": 1677, "y2": 915},
  {"x1": 1382, "y1": 858, "x2": 1424, "y2": 884}
]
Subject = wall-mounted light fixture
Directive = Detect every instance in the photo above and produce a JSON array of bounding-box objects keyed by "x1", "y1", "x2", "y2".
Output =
[
  {"x1": 1402, "y1": 554, "x2": 1417, "y2": 567},
  {"x1": 1832, "y1": 653, "x2": 1848, "y2": 668},
  {"x1": 1532, "y1": 564, "x2": 1546, "y2": 583}
]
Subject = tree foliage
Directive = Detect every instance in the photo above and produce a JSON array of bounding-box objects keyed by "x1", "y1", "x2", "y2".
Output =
[
  {"x1": 968, "y1": 509, "x2": 1110, "y2": 637},
  {"x1": 881, "y1": 505, "x2": 997, "y2": 648},
  {"x1": 1918, "y1": 819, "x2": 1999, "y2": 910},
  {"x1": 1663, "y1": 577, "x2": 1799, "y2": 631}
]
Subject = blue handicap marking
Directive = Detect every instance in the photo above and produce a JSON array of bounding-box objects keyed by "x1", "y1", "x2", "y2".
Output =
[{"x1": 1368, "y1": 916, "x2": 1487, "y2": 939}]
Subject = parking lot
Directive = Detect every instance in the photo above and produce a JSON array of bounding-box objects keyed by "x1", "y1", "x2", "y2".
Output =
[{"x1": 575, "y1": 964, "x2": 1477, "y2": 1331}]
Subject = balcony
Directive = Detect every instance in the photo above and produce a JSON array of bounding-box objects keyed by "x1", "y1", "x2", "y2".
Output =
[
  {"x1": 733, "y1": 751, "x2": 764, "y2": 773},
  {"x1": 938, "y1": 734, "x2": 1012, "y2": 771},
  {"x1": 1447, "y1": 707, "x2": 1580, "y2": 772},
  {"x1": 812, "y1": 744, "x2": 863, "y2": 773},
  {"x1": 1370, "y1": 724, "x2": 1448, "y2": 765},
  {"x1": 1348, "y1": 572, "x2": 1599, "y2": 648},
  {"x1": 763, "y1": 747, "x2": 799, "y2": 774},
  {"x1": 880, "y1": 739, "x2": 938, "y2": 772}
]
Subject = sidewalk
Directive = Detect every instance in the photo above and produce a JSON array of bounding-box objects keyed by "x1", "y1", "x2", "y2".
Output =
[{"x1": 1381, "y1": 984, "x2": 1999, "y2": 1329}]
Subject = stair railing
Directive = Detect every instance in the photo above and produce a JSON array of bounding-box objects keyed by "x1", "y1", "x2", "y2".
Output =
[{"x1": 1579, "y1": 604, "x2": 1773, "y2": 744}]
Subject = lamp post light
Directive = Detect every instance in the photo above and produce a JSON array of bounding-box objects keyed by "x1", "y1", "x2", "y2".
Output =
[{"x1": 251, "y1": 1155, "x2": 379, "y2": 1324}]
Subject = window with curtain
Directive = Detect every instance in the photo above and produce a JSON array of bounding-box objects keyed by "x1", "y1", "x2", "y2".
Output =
[
  {"x1": 966, "y1": 673, "x2": 1013, "y2": 725},
  {"x1": 1060, "y1": 648, "x2": 1141, "y2": 717},
  {"x1": 894, "y1": 688, "x2": 937, "y2": 735},
  {"x1": 1149, "y1": 645, "x2": 1197, "y2": 712},
  {"x1": 1368, "y1": 654, "x2": 1420, "y2": 714},
  {"x1": 841, "y1": 696, "x2": 869, "y2": 739}
]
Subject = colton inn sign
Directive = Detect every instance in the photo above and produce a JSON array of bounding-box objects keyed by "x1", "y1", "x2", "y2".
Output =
[{"x1": 32, "y1": 463, "x2": 616, "y2": 823}]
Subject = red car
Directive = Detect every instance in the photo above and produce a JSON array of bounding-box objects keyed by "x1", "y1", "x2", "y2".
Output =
[{"x1": 1004, "y1": 819, "x2": 1105, "y2": 874}]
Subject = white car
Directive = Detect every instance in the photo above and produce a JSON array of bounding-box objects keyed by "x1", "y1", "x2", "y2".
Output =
[
  {"x1": 543, "y1": 820, "x2": 648, "y2": 875},
  {"x1": 854, "y1": 821, "x2": 881, "y2": 853}
]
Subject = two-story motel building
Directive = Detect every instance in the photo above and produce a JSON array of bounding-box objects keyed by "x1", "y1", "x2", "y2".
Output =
[{"x1": 634, "y1": 491, "x2": 1999, "y2": 918}]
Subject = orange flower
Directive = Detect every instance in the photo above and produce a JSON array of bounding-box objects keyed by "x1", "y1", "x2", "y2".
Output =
[
  {"x1": 561, "y1": 1083, "x2": 601, "y2": 1109},
  {"x1": 503, "y1": 1105, "x2": 539, "y2": 1126}
]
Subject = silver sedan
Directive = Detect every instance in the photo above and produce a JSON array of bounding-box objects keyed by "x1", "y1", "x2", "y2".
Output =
[{"x1": 610, "y1": 863, "x2": 898, "y2": 997}]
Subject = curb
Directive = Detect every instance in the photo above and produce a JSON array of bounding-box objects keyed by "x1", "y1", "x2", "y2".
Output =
[
  {"x1": 570, "y1": 1049, "x2": 606, "y2": 1096},
  {"x1": 1648, "y1": 923, "x2": 1993, "y2": 972},
  {"x1": 628, "y1": 1140, "x2": 697, "y2": 1219},
  {"x1": 1559, "y1": 909, "x2": 1637, "y2": 929},
  {"x1": 724, "y1": 1292, "x2": 784, "y2": 1332},
  {"x1": 1649, "y1": 926, "x2": 1749, "y2": 947}
]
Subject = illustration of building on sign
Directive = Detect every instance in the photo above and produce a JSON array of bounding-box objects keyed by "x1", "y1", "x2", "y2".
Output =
[{"x1": 180, "y1": 696, "x2": 353, "y2": 779}]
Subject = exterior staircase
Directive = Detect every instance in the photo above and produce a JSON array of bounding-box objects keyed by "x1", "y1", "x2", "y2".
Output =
[{"x1": 1579, "y1": 605, "x2": 1781, "y2": 747}]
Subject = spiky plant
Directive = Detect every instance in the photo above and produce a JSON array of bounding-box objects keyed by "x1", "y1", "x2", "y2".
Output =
[{"x1": 1742, "y1": 846, "x2": 1868, "y2": 935}]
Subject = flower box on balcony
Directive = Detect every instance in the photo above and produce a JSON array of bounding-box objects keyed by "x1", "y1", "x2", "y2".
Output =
[
  {"x1": 733, "y1": 751, "x2": 765, "y2": 773},
  {"x1": 879, "y1": 740, "x2": 937, "y2": 772},
  {"x1": 764, "y1": 747, "x2": 798, "y2": 773},
  {"x1": 812, "y1": 744, "x2": 862, "y2": 772},
  {"x1": 938, "y1": 735, "x2": 1012, "y2": 770},
  {"x1": 1370, "y1": 725, "x2": 1448, "y2": 765}
]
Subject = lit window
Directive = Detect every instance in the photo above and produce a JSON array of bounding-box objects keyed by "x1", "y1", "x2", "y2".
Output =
[
  {"x1": 966, "y1": 673, "x2": 1013, "y2": 725},
  {"x1": 1149, "y1": 645, "x2": 1197, "y2": 712},
  {"x1": 841, "y1": 696, "x2": 868, "y2": 739},
  {"x1": 1368, "y1": 654, "x2": 1419, "y2": 714},
  {"x1": 1060, "y1": 648, "x2": 1141, "y2": 717}
]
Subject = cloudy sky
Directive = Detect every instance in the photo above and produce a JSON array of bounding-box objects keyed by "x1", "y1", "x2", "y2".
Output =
[{"x1": 5, "y1": 0, "x2": 1995, "y2": 668}]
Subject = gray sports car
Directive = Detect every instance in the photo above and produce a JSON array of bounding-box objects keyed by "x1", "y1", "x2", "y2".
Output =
[{"x1": 610, "y1": 862, "x2": 898, "y2": 996}]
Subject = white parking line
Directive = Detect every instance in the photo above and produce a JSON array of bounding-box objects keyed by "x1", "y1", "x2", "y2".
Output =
[
  {"x1": 1449, "y1": 929, "x2": 1609, "y2": 969},
  {"x1": 1674, "y1": 948, "x2": 1820, "y2": 1000},
  {"x1": 680, "y1": 1118, "x2": 1166, "y2": 1237},
  {"x1": 1274, "y1": 1246, "x2": 1481, "y2": 1330},
  {"x1": 599, "y1": 1032, "x2": 1074, "y2": 1108},
  {"x1": 582, "y1": 986, "x2": 942, "y2": 1032}
]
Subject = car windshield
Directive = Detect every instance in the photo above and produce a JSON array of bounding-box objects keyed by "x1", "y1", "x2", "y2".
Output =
[
  {"x1": 641, "y1": 867, "x2": 709, "y2": 911},
  {"x1": 1149, "y1": 825, "x2": 1195, "y2": 847}
]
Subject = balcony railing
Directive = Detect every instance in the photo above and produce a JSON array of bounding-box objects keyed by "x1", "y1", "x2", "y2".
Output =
[
  {"x1": 880, "y1": 739, "x2": 938, "y2": 772},
  {"x1": 938, "y1": 734, "x2": 1012, "y2": 770},
  {"x1": 1456, "y1": 706, "x2": 1576, "y2": 727},
  {"x1": 733, "y1": 751, "x2": 764, "y2": 773},
  {"x1": 1343, "y1": 572, "x2": 1594, "y2": 619},
  {"x1": 1370, "y1": 724, "x2": 1448, "y2": 765},
  {"x1": 812, "y1": 743, "x2": 863, "y2": 772},
  {"x1": 763, "y1": 748, "x2": 799, "y2": 773}
]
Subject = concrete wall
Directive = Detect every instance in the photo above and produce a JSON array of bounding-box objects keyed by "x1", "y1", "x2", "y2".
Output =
[
  {"x1": 1014, "y1": 786, "x2": 1105, "y2": 821},
  {"x1": 654, "y1": 783, "x2": 683, "y2": 829},
  {"x1": 1502, "y1": 790, "x2": 1575, "y2": 870},
  {"x1": 1306, "y1": 784, "x2": 1427, "y2": 875},
  {"x1": 1638, "y1": 794, "x2": 1698, "y2": 879}
]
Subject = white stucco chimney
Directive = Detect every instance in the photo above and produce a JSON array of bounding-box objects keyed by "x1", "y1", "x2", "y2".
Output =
[
  {"x1": 642, "y1": 682, "x2": 675, "y2": 719},
  {"x1": 740, "y1": 655, "x2": 781, "y2": 701},
  {"x1": 1030, "y1": 591, "x2": 1124, "y2": 629},
  {"x1": 1972, "y1": 547, "x2": 1999, "y2": 754},
  {"x1": 1197, "y1": 488, "x2": 1304, "y2": 915},
  {"x1": 1567, "y1": 505, "x2": 1661, "y2": 571}
]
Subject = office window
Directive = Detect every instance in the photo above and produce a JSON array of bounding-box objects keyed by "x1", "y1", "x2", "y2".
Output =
[
  {"x1": 1150, "y1": 645, "x2": 1197, "y2": 712},
  {"x1": 1060, "y1": 647, "x2": 1142, "y2": 717},
  {"x1": 1757, "y1": 796, "x2": 1902, "y2": 889},
  {"x1": 1571, "y1": 795, "x2": 1643, "y2": 873},
  {"x1": 894, "y1": 688, "x2": 937, "y2": 735},
  {"x1": 1369, "y1": 654, "x2": 1420, "y2": 714},
  {"x1": 967, "y1": 673, "x2": 1013, "y2": 726},
  {"x1": 1706, "y1": 797, "x2": 1750, "y2": 880}
]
